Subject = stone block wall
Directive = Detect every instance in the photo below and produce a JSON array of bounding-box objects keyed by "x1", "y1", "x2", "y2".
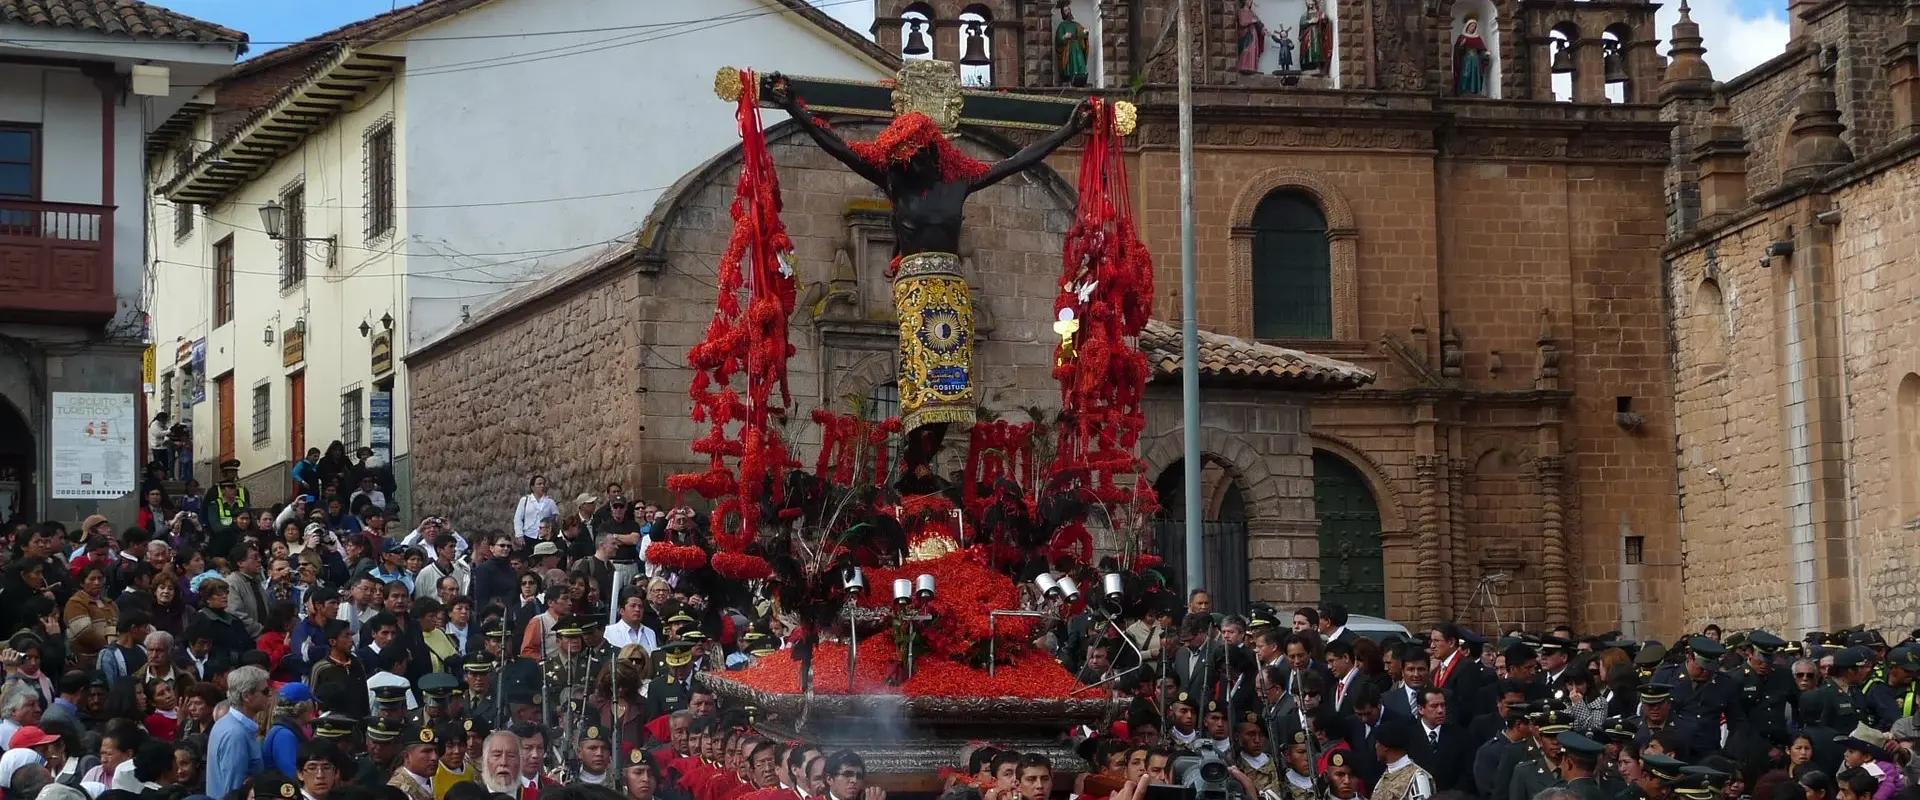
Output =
[{"x1": 408, "y1": 271, "x2": 643, "y2": 532}]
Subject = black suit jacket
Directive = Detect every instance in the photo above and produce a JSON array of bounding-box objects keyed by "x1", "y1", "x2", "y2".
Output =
[
  {"x1": 1433, "y1": 651, "x2": 1482, "y2": 726},
  {"x1": 1406, "y1": 721, "x2": 1472, "y2": 791},
  {"x1": 1342, "y1": 717, "x2": 1385, "y2": 787},
  {"x1": 1382, "y1": 682, "x2": 1422, "y2": 723}
]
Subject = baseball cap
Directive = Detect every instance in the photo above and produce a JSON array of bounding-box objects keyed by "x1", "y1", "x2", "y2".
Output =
[{"x1": 8, "y1": 726, "x2": 58, "y2": 749}]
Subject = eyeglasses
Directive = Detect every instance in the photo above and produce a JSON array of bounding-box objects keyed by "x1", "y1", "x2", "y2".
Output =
[{"x1": 302, "y1": 763, "x2": 339, "y2": 775}]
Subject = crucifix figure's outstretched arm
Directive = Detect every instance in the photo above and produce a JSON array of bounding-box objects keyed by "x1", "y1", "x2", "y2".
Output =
[
  {"x1": 767, "y1": 74, "x2": 888, "y2": 188},
  {"x1": 970, "y1": 99, "x2": 1094, "y2": 193}
]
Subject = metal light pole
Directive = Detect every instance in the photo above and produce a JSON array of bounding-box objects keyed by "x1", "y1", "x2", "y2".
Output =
[{"x1": 1176, "y1": 0, "x2": 1204, "y2": 598}]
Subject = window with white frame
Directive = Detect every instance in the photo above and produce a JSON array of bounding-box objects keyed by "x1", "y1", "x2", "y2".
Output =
[
  {"x1": 340, "y1": 389, "x2": 364, "y2": 451},
  {"x1": 251, "y1": 383, "x2": 271, "y2": 444}
]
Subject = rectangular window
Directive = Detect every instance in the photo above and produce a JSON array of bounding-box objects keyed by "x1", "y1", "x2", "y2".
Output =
[
  {"x1": 213, "y1": 236, "x2": 235, "y2": 326},
  {"x1": 1624, "y1": 535, "x2": 1645, "y2": 565},
  {"x1": 0, "y1": 125, "x2": 38, "y2": 200},
  {"x1": 340, "y1": 389, "x2": 364, "y2": 451},
  {"x1": 251, "y1": 383, "x2": 271, "y2": 444},
  {"x1": 280, "y1": 184, "x2": 306, "y2": 288},
  {"x1": 173, "y1": 149, "x2": 194, "y2": 239},
  {"x1": 365, "y1": 123, "x2": 395, "y2": 240}
]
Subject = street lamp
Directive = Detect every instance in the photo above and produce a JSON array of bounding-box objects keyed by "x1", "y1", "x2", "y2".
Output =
[{"x1": 258, "y1": 200, "x2": 286, "y2": 238}]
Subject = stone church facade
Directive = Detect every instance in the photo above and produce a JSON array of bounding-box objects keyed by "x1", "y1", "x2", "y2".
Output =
[
  {"x1": 1663, "y1": 0, "x2": 1920, "y2": 634},
  {"x1": 407, "y1": 0, "x2": 1687, "y2": 637}
]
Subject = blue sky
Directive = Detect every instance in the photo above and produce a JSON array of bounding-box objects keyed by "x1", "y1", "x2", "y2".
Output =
[{"x1": 167, "y1": 0, "x2": 1785, "y2": 82}]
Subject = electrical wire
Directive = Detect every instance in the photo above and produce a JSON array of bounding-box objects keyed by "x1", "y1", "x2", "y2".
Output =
[
  {"x1": 155, "y1": 203, "x2": 642, "y2": 264},
  {"x1": 0, "y1": 0, "x2": 871, "y2": 48}
]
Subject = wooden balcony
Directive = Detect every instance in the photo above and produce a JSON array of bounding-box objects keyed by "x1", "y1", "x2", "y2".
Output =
[{"x1": 0, "y1": 200, "x2": 115, "y2": 324}]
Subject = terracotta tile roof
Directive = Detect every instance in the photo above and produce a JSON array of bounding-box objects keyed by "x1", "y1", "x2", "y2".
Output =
[
  {"x1": 1138, "y1": 318, "x2": 1375, "y2": 390},
  {"x1": 0, "y1": 0, "x2": 246, "y2": 44}
]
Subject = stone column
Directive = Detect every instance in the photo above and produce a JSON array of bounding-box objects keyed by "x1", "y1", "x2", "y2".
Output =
[
  {"x1": 1536, "y1": 455, "x2": 1569, "y2": 627},
  {"x1": 1415, "y1": 455, "x2": 1442, "y2": 623},
  {"x1": 1448, "y1": 456, "x2": 1468, "y2": 620}
]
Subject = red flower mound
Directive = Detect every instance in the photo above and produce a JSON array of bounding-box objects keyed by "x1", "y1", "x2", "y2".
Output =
[
  {"x1": 712, "y1": 552, "x2": 773, "y2": 581},
  {"x1": 648, "y1": 543, "x2": 710, "y2": 571},
  {"x1": 730, "y1": 640, "x2": 1080, "y2": 699},
  {"x1": 853, "y1": 552, "x2": 1039, "y2": 657},
  {"x1": 844, "y1": 112, "x2": 990, "y2": 184}
]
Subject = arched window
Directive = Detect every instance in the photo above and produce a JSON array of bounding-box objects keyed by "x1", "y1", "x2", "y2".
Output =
[
  {"x1": 1898, "y1": 374, "x2": 1920, "y2": 524},
  {"x1": 1251, "y1": 190, "x2": 1332, "y2": 339},
  {"x1": 959, "y1": 6, "x2": 994, "y2": 88},
  {"x1": 901, "y1": 3, "x2": 935, "y2": 61},
  {"x1": 1602, "y1": 25, "x2": 1631, "y2": 103},
  {"x1": 1691, "y1": 278, "x2": 1728, "y2": 377},
  {"x1": 865, "y1": 380, "x2": 900, "y2": 422},
  {"x1": 1550, "y1": 24, "x2": 1578, "y2": 102}
]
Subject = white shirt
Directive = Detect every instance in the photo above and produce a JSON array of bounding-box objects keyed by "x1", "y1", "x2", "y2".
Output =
[
  {"x1": 367, "y1": 670, "x2": 417, "y2": 712},
  {"x1": 606, "y1": 620, "x2": 659, "y2": 651},
  {"x1": 513, "y1": 494, "x2": 559, "y2": 540},
  {"x1": 1336, "y1": 668, "x2": 1359, "y2": 707}
]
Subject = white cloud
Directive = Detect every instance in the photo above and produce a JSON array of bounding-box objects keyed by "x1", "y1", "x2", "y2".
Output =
[
  {"x1": 809, "y1": 0, "x2": 1788, "y2": 89},
  {"x1": 1656, "y1": 0, "x2": 1792, "y2": 82}
]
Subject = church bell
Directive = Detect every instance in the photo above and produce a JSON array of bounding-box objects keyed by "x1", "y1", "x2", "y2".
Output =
[
  {"x1": 903, "y1": 19, "x2": 932, "y2": 57},
  {"x1": 1551, "y1": 44, "x2": 1575, "y2": 74},
  {"x1": 1603, "y1": 50, "x2": 1629, "y2": 83},
  {"x1": 960, "y1": 21, "x2": 992, "y2": 66}
]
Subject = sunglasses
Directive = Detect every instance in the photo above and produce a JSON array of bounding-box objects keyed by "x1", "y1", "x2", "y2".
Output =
[{"x1": 837, "y1": 771, "x2": 865, "y2": 780}]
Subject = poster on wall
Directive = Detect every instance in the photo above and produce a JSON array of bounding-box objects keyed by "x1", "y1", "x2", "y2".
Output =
[
  {"x1": 369, "y1": 391, "x2": 393, "y2": 464},
  {"x1": 189, "y1": 339, "x2": 207, "y2": 406},
  {"x1": 51, "y1": 392, "x2": 137, "y2": 499}
]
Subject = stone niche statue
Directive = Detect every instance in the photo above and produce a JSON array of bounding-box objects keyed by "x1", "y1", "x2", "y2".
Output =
[
  {"x1": 1055, "y1": 0, "x2": 1090, "y2": 87},
  {"x1": 1453, "y1": 14, "x2": 1491, "y2": 96},
  {"x1": 1272, "y1": 25, "x2": 1295, "y2": 72},
  {"x1": 1298, "y1": 0, "x2": 1331, "y2": 74},
  {"x1": 1236, "y1": 0, "x2": 1267, "y2": 74}
]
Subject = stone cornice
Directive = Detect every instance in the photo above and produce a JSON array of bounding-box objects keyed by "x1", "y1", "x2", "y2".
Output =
[
  {"x1": 1664, "y1": 132, "x2": 1920, "y2": 257},
  {"x1": 1313, "y1": 387, "x2": 1577, "y2": 407}
]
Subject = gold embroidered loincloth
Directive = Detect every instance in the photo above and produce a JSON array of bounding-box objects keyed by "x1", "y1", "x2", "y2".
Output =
[{"x1": 893, "y1": 252, "x2": 974, "y2": 432}]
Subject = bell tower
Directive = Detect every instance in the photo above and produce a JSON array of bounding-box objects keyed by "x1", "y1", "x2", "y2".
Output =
[
  {"x1": 1519, "y1": 0, "x2": 1660, "y2": 101},
  {"x1": 874, "y1": 0, "x2": 1022, "y2": 88}
]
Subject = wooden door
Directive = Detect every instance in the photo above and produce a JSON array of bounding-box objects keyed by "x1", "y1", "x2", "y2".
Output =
[
  {"x1": 216, "y1": 374, "x2": 235, "y2": 465},
  {"x1": 288, "y1": 371, "x2": 305, "y2": 461},
  {"x1": 1313, "y1": 450, "x2": 1386, "y2": 617}
]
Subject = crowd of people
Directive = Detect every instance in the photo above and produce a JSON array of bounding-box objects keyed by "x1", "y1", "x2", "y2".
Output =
[{"x1": 4, "y1": 452, "x2": 1920, "y2": 800}]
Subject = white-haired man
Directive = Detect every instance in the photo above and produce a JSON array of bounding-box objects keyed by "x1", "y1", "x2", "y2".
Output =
[
  {"x1": 206, "y1": 666, "x2": 272, "y2": 798},
  {"x1": 480, "y1": 731, "x2": 522, "y2": 795}
]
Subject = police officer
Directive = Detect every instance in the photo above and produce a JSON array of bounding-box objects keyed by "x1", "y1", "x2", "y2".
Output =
[
  {"x1": 1735, "y1": 631, "x2": 1796, "y2": 738},
  {"x1": 1639, "y1": 754, "x2": 1688, "y2": 800},
  {"x1": 1597, "y1": 716, "x2": 1640, "y2": 800},
  {"x1": 1802, "y1": 646, "x2": 1870, "y2": 753},
  {"x1": 357, "y1": 717, "x2": 404, "y2": 789},
  {"x1": 1635, "y1": 684, "x2": 1677, "y2": 751},
  {"x1": 387, "y1": 722, "x2": 439, "y2": 800},
  {"x1": 1669, "y1": 637, "x2": 1743, "y2": 757},
  {"x1": 416, "y1": 673, "x2": 460, "y2": 727},
  {"x1": 372, "y1": 685, "x2": 411, "y2": 727},
  {"x1": 1862, "y1": 646, "x2": 1920, "y2": 730},
  {"x1": 1508, "y1": 708, "x2": 1571, "y2": 800},
  {"x1": 1559, "y1": 733, "x2": 1609, "y2": 800},
  {"x1": 646, "y1": 641, "x2": 696, "y2": 720},
  {"x1": 544, "y1": 616, "x2": 593, "y2": 721},
  {"x1": 314, "y1": 714, "x2": 361, "y2": 757},
  {"x1": 463, "y1": 657, "x2": 500, "y2": 729}
]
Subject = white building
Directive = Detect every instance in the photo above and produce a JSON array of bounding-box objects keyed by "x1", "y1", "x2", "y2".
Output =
[
  {"x1": 0, "y1": 1, "x2": 244, "y2": 524},
  {"x1": 146, "y1": 0, "x2": 893, "y2": 515}
]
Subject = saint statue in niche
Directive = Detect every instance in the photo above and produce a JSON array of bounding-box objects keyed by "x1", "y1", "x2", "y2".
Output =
[
  {"x1": 1272, "y1": 25, "x2": 1296, "y2": 72},
  {"x1": 1055, "y1": 1, "x2": 1090, "y2": 86},
  {"x1": 1236, "y1": 0, "x2": 1267, "y2": 74},
  {"x1": 1298, "y1": 0, "x2": 1331, "y2": 74},
  {"x1": 1453, "y1": 14, "x2": 1491, "y2": 96}
]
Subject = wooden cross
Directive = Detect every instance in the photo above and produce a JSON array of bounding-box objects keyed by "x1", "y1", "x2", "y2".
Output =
[{"x1": 714, "y1": 60, "x2": 1134, "y2": 135}]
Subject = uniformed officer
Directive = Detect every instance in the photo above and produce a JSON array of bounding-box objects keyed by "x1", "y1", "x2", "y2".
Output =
[
  {"x1": 1635, "y1": 643, "x2": 1669, "y2": 684},
  {"x1": 1639, "y1": 753, "x2": 1688, "y2": 800},
  {"x1": 1478, "y1": 698, "x2": 1538, "y2": 798},
  {"x1": 1650, "y1": 640, "x2": 1689, "y2": 689},
  {"x1": 1509, "y1": 708, "x2": 1571, "y2": 800},
  {"x1": 1598, "y1": 716, "x2": 1640, "y2": 800},
  {"x1": 314, "y1": 714, "x2": 361, "y2": 757},
  {"x1": 388, "y1": 722, "x2": 440, "y2": 800},
  {"x1": 1670, "y1": 636, "x2": 1743, "y2": 757},
  {"x1": 577, "y1": 720, "x2": 616, "y2": 786},
  {"x1": 1802, "y1": 646, "x2": 1870, "y2": 762},
  {"x1": 582, "y1": 615, "x2": 618, "y2": 684},
  {"x1": 545, "y1": 615, "x2": 593, "y2": 728},
  {"x1": 1736, "y1": 631, "x2": 1796, "y2": 738},
  {"x1": 357, "y1": 717, "x2": 404, "y2": 789},
  {"x1": 417, "y1": 673, "x2": 460, "y2": 726},
  {"x1": 373, "y1": 685, "x2": 411, "y2": 727},
  {"x1": 1862, "y1": 646, "x2": 1920, "y2": 730},
  {"x1": 646, "y1": 641, "x2": 696, "y2": 720},
  {"x1": 1636, "y1": 684, "x2": 1677, "y2": 751},
  {"x1": 461, "y1": 655, "x2": 502, "y2": 730},
  {"x1": 1559, "y1": 733, "x2": 1609, "y2": 800}
]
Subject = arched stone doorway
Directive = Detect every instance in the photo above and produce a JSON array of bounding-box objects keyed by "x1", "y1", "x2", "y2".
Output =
[
  {"x1": 1312, "y1": 450, "x2": 1383, "y2": 616},
  {"x1": 1153, "y1": 458, "x2": 1251, "y2": 611},
  {"x1": 0, "y1": 397, "x2": 33, "y2": 523}
]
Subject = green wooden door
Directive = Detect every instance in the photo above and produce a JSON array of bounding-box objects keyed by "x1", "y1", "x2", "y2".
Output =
[{"x1": 1313, "y1": 451, "x2": 1385, "y2": 617}]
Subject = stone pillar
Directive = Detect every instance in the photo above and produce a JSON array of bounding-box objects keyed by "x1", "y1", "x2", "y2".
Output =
[
  {"x1": 1574, "y1": 37, "x2": 1606, "y2": 103},
  {"x1": 1536, "y1": 455, "x2": 1569, "y2": 628},
  {"x1": 1415, "y1": 455, "x2": 1442, "y2": 623},
  {"x1": 1887, "y1": 2, "x2": 1920, "y2": 136},
  {"x1": 1694, "y1": 87, "x2": 1751, "y2": 219},
  {"x1": 1530, "y1": 35, "x2": 1554, "y2": 101},
  {"x1": 1447, "y1": 455, "x2": 1468, "y2": 619},
  {"x1": 1789, "y1": 0, "x2": 1819, "y2": 42},
  {"x1": 1785, "y1": 52, "x2": 1855, "y2": 184}
]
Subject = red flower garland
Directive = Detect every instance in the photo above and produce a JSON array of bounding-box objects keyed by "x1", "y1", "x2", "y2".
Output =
[
  {"x1": 712, "y1": 552, "x2": 774, "y2": 581},
  {"x1": 962, "y1": 421, "x2": 1036, "y2": 519},
  {"x1": 647, "y1": 543, "x2": 710, "y2": 571},
  {"x1": 841, "y1": 112, "x2": 990, "y2": 184},
  {"x1": 1050, "y1": 100, "x2": 1156, "y2": 513},
  {"x1": 670, "y1": 68, "x2": 801, "y2": 556}
]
